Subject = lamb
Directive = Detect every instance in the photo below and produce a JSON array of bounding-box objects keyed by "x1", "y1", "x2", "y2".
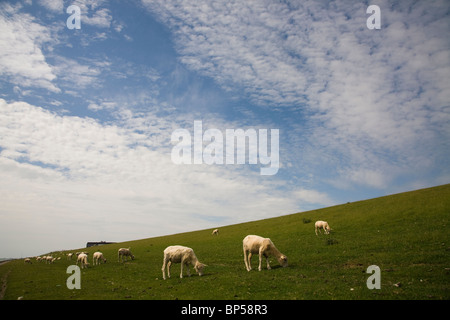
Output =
[
  {"x1": 77, "y1": 253, "x2": 89, "y2": 269},
  {"x1": 93, "y1": 251, "x2": 107, "y2": 265},
  {"x1": 118, "y1": 248, "x2": 134, "y2": 262},
  {"x1": 243, "y1": 235, "x2": 288, "y2": 271},
  {"x1": 212, "y1": 229, "x2": 219, "y2": 236},
  {"x1": 162, "y1": 245, "x2": 206, "y2": 280},
  {"x1": 315, "y1": 220, "x2": 331, "y2": 235}
]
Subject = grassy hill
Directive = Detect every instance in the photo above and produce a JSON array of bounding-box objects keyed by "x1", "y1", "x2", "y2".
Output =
[{"x1": 1, "y1": 184, "x2": 449, "y2": 300}]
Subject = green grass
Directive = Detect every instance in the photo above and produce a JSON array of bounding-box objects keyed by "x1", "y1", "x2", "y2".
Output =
[{"x1": 1, "y1": 184, "x2": 449, "y2": 300}]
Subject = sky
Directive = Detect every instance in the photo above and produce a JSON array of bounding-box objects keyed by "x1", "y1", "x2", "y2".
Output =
[{"x1": 0, "y1": 0, "x2": 449, "y2": 258}]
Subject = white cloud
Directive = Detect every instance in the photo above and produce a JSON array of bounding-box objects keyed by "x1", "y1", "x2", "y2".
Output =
[
  {"x1": 73, "y1": 1, "x2": 112, "y2": 28},
  {"x1": 0, "y1": 4, "x2": 60, "y2": 92},
  {"x1": 52, "y1": 56, "x2": 102, "y2": 89},
  {"x1": 83, "y1": 8, "x2": 112, "y2": 28},
  {"x1": 293, "y1": 188, "x2": 336, "y2": 207},
  {"x1": 38, "y1": 0, "x2": 64, "y2": 13}
]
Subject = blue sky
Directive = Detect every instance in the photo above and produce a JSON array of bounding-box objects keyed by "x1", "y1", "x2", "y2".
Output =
[{"x1": 1, "y1": 0, "x2": 449, "y2": 258}]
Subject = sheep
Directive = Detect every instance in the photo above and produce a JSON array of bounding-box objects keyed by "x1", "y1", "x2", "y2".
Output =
[
  {"x1": 243, "y1": 235, "x2": 288, "y2": 271},
  {"x1": 45, "y1": 256, "x2": 54, "y2": 264},
  {"x1": 77, "y1": 253, "x2": 89, "y2": 269},
  {"x1": 118, "y1": 248, "x2": 134, "y2": 263},
  {"x1": 162, "y1": 245, "x2": 206, "y2": 280},
  {"x1": 212, "y1": 229, "x2": 219, "y2": 236},
  {"x1": 315, "y1": 220, "x2": 332, "y2": 235},
  {"x1": 24, "y1": 258, "x2": 32, "y2": 264},
  {"x1": 75, "y1": 251, "x2": 88, "y2": 258},
  {"x1": 67, "y1": 253, "x2": 74, "y2": 260},
  {"x1": 93, "y1": 251, "x2": 107, "y2": 265}
]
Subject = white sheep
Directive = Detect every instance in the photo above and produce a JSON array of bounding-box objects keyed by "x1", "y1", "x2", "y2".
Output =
[
  {"x1": 118, "y1": 248, "x2": 134, "y2": 262},
  {"x1": 162, "y1": 245, "x2": 206, "y2": 280},
  {"x1": 67, "y1": 253, "x2": 74, "y2": 260},
  {"x1": 212, "y1": 229, "x2": 219, "y2": 236},
  {"x1": 243, "y1": 235, "x2": 288, "y2": 271},
  {"x1": 93, "y1": 251, "x2": 107, "y2": 265},
  {"x1": 24, "y1": 258, "x2": 32, "y2": 264},
  {"x1": 45, "y1": 256, "x2": 54, "y2": 264},
  {"x1": 77, "y1": 253, "x2": 89, "y2": 269},
  {"x1": 315, "y1": 220, "x2": 332, "y2": 235}
]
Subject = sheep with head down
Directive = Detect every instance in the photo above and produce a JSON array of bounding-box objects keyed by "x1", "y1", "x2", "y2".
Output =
[
  {"x1": 162, "y1": 245, "x2": 206, "y2": 280},
  {"x1": 77, "y1": 253, "x2": 89, "y2": 269},
  {"x1": 243, "y1": 235, "x2": 288, "y2": 271},
  {"x1": 93, "y1": 251, "x2": 107, "y2": 265},
  {"x1": 118, "y1": 248, "x2": 134, "y2": 262},
  {"x1": 315, "y1": 220, "x2": 332, "y2": 235}
]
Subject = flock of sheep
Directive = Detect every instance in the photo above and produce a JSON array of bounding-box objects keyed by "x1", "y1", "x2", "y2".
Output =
[{"x1": 24, "y1": 220, "x2": 332, "y2": 280}]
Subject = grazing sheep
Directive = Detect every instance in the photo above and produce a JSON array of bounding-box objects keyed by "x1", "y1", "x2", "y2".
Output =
[
  {"x1": 77, "y1": 253, "x2": 89, "y2": 269},
  {"x1": 67, "y1": 253, "x2": 74, "y2": 260},
  {"x1": 118, "y1": 248, "x2": 134, "y2": 263},
  {"x1": 24, "y1": 258, "x2": 32, "y2": 264},
  {"x1": 93, "y1": 252, "x2": 107, "y2": 265},
  {"x1": 162, "y1": 245, "x2": 206, "y2": 280},
  {"x1": 315, "y1": 220, "x2": 332, "y2": 235},
  {"x1": 243, "y1": 235, "x2": 288, "y2": 271},
  {"x1": 45, "y1": 256, "x2": 54, "y2": 264},
  {"x1": 212, "y1": 229, "x2": 219, "y2": 236}
]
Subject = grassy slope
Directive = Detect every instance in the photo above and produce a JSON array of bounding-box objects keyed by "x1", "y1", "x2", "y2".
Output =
[{"x1": 1, "y1": 184, "x2": 449, "y2": 300}]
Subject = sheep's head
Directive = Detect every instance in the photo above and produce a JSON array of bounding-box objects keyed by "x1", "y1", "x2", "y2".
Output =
[
  {"x1": 195, "y1": 262, "x2": 206, "y2": 276},
  {"x1": 279, "y1": 255, "x2": 288, "y2": 268}
]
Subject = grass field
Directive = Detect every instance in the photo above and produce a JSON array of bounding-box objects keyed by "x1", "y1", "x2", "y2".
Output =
[{"x1": 1, "y1": 184, "x2": 449, "y2": 300}]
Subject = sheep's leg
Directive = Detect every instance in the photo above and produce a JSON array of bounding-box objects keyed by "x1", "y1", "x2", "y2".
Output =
[
  {"x1": 258, "y1": 250, "x2": 263, "y2": 271},
  {"x1": 186, "y1": 263, "x2": 191, "y2": 277},
  {"x1": 266, "y1": 256, "x2": 271, "y2": 270},
  {"x1": 162, "y1": 258, "x2": 167, "y2": 280},
  {"x1": 180, "y1": 261, "x2": 184, "y2": 278},
  {"x1": 243, "y1": 248, "x2": 251, "y2": 271},
  {"x1": 167, "y1": 261, "x2": 172, "y2": 278}
]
